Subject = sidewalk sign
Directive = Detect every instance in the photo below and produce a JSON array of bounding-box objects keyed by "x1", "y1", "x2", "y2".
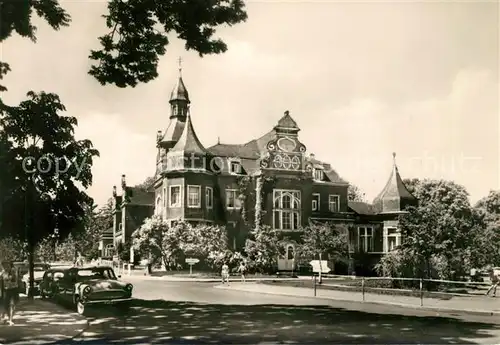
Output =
[{"x1": 185, "y1": 258, "x2": 200, "y2": 275}]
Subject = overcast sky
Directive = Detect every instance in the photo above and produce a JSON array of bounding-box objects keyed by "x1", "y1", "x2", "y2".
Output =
[{"x1": 2, "y1": 0, "x2": 498, "y2": 206}]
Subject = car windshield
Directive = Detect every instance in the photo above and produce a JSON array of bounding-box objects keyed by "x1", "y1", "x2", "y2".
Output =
[{"x1": 76, "y1": 268, "x2": 116, "y2": 280}]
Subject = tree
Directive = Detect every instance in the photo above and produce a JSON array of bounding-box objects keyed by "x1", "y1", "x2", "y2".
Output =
[
  {"x1": 134, "y1": 176, "x2": 155, "y2": 191},
  {"x1": 396, "y1": 179, "x2": 477, "y2": 280},
  {"x1": 131, "y1": 216, "x2": 185, "y2": 269},
  {"x1": 244, "y1": 225, "x2": 287, "y2": 273},
  {"x1": 89, "y1": 0, "x2": 248, "y2": 87},
  {"x1": 347, "y1": 184, "x2": 365, "y2": 202},
  {"x1": 183, "y1": 223, "x2": 230, "y2": 269},
  {"x1": 0, "y1": 92, "x2": 99, "y2": 298},
  {"x1": 301, "y1": 222, "x2": 349, "y2": 281},
  {"x1": 0, "y1": 237, "x2": 26, "y2": 263},
  {"x1": 1, "y1": 0, "x2": 248, "y2": 90}
]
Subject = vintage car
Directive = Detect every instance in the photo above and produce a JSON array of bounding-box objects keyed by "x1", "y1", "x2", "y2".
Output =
[
  {"x1": 40, "y1": 266, "x2": 133, "y2": 315},
  {"x1": 21, "y1": 263, "x2": 51, "y2": 295}
]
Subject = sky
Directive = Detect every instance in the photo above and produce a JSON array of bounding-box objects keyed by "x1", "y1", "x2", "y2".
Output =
[{"x1": 2, "y1": 0, "x2": 499, "y2": 206}]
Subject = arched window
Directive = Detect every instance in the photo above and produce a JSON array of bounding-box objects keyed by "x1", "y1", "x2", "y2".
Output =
[
  {"x1": 155, "y1": 196, "x2": 162, "y2": 215},
  {"x1": 273, "y1": 190, "x2": 301, "y2": 230},
  {"x1": 104, "y1": 244, "x2": 114, "y2": 258},
  {"x1": 287, "y1": 245, "x2": 294, "y2": 260}
]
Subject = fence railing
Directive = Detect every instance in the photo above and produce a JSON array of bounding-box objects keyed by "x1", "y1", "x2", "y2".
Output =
[{"x1": 310, "y1": 274, "x2": 493, "y2": 307}]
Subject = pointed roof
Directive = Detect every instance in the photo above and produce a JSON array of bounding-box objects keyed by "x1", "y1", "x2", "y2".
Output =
[
  {"x1": 275, "y1": 110, "x2": 300, "y2": 131},
  {"x1": 373, "y1": 153, "x2": 417, "y2": 213},
  {"x1": 169, "y1": 75, "x2": 189, "y2": 103},
  {"x1": 169, "y1": 110, "x2": 206, "y2": 155}
]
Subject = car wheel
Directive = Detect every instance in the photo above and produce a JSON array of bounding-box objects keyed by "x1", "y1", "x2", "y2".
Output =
[{"x1": 76, "y1": 298, "x2": 86, "y2": 315}]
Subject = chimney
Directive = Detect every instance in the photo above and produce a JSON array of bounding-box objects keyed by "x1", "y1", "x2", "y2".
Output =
[
  {"x1": 310, "y1": 153, "x2": 315, "y2": 159},
  {"x1": 112, "y1": 185, "x2": 117, "y2": 197},
  {"x1": 121, "y1": 174, "x2": 126, "y2": 189}
]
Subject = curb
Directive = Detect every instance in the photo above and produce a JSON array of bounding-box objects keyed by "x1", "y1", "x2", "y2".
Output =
[
  {"x1": 214, "y1": 285, "x2": 500, "y2": 317},
  {"x1": 124, "y1": 276, "x2": 295, "y2": 283}
]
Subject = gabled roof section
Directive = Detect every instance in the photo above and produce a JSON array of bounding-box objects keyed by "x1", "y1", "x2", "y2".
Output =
[
  {"x1": 207, "y1": 130, "x2": 276, "y2": 159},
  {"x1": 123, "y1": 187, "x2": 155, "y2": 206},
  {"x1": 348, "y1": 201, "x2": 376, "y2": 215},
  {"x1": 169, "y1": 112, "x2": 207, "y2": 155},
  {"x1": 306, "y1": 155, "x2": 348, "y2": 184},
  {"x1": 169, "y1": 75, "x2": 189, "y2": 103}
]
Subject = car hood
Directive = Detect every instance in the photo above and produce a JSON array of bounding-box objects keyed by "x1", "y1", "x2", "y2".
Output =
[
  {"x1": 82, "y1": 279, "x2": 128, "y2": 291},
  {"x1": 23, "y1": 271, "x2": 45, "y2": 281}
]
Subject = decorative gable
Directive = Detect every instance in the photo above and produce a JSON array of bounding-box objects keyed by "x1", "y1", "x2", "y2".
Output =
[{"x1": 259, "y1": 111, "x2": 306, "y2": 172}]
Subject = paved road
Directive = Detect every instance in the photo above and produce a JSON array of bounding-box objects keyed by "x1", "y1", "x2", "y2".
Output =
[{"x1": 65, "y1": 279, "x2": 500, "y2": 344}]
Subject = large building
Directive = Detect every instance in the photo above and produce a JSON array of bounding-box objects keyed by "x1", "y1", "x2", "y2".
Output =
[{"x1": 102, "y1": 68, "x2": 417, "y2": 272}]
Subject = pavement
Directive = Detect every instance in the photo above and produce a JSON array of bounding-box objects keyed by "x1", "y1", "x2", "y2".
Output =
[
  {"x1": 216, "y1": 281, "x2": 500, "y2": 316},
  {"x1": 66, "y1": 280, "x2": 500, "y2": 344},
  {"x1": 0, "y1": 298, "x2": 87, "y2": 345}
]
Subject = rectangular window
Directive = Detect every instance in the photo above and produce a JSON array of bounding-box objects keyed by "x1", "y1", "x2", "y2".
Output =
[
  {"x1": 169, "y1": 185, "x2": 181, "y2": 207},
  {"x1": 328, "y1": 195, "x2": 340, "y2": 212},
  {"x1": 359, "y1": 227, "x2": 374, "y2": 252},
  {"x1": 230, "y1": 161, "x2": 241, "y2": 174},
  {"x1": 312, "y1": 193, "x2": 320, "y2": 211},
  {"x1": 313, "y1": 169, "x2": 323, "y2": 181},
  {"x1": 187, "y1": 185, "x2": 201, "y2": 208},
  {"x1": 226, "y1": 189, "x2": 241, "y2": 209},
  {"x1": 387, "y1": 228, "x2": 398, "y2": 252},
  {"x1": 273, "y1": 189, "x2": 301, "y2": 230},
  {"x1": 205, "y1": 187, "x2": 213, "y2": 209}
]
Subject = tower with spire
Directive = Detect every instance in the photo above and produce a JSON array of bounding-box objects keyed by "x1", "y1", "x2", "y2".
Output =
[{"x1": 156, "y1": 57, "x2": 190, "y2": 178}]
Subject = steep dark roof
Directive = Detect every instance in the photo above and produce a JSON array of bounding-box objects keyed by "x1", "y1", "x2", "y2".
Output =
[
  {"x1": 161, "y1": 118, "x2": 185, "y2": 144},
  {"x1": 373, "y1": 153, "x2": 417, "y2": 213},
  {"x1": 276, "y1": 112, "x2": 299, "y2": 130},
  {"x1": 170, "y1": 75, "x2": 189, "y2": 103},
  {"x1": 169, "y1": 113, "x2": 207, "y2": 155},
  {"x1": 348, "y1": 201, "x2": 376, "y2": 215},
  {"x1": 124, "y1": 187, "x2": 155, "y2": 206}
]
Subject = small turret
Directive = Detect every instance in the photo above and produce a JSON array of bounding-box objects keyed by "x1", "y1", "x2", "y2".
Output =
[
  {"x1": 112, "y1": 185, "x2": 117, "y2": 197},
  {"x1": 373, "y1": 152, "x2": 417, "y2": 213}
]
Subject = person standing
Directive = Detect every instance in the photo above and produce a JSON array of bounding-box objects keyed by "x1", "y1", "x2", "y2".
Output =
[
  {"x1": 221, "y1": 263, "x2": 229, "y2": 285},
  {"x1": 0, "y1": 261, "x2": 20, "y2": 326},
  {"x1": 486, "y1": 268, "x2": 499, "y2": 297},
  {"x1": 238, "y1": 262, "x2": 247, "y2": 282}
]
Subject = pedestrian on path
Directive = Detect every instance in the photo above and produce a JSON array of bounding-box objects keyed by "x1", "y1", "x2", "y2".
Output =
[
  {"x1": 238, "y1": 262, "x2": 247, "y2": 282},
  {"x1": 0, "y1": 261, "x2": 20, "y2": 326},
  {"x1": 486, "y1": 268, "x2": 499, "y2": 297},
  {"x1": 221, "y1": 263, "x2": 230, "y2": 285}
]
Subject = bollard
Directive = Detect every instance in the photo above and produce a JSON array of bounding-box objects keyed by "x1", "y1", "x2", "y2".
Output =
[
  {"x1": 313, "y1": 275, "x2": 317, "y2": 297},
  {"x1": 419, "y1": 278, "x2": 423, "y2": 306},
  {"x1": 362, "y1": 277, "x2": 365, "y2": 302}
]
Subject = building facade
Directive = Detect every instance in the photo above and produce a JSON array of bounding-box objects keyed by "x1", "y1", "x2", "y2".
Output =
[{"x1": 107, "y1": 68, "x2": 417, "y2": 272}]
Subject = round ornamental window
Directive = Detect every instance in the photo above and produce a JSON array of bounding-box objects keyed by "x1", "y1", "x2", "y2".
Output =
[
  {"x1": 277, "y1": 137, "x2": 296, "y2": 152},
  {"x1": 273, "y1": 155, "x2": 283, "y2": 168},
  {"x1": 291, "y1": 156, "x2": 301, "y2": 170}
]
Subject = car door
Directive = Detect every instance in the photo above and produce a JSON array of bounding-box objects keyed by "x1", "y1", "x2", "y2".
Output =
[{"x1": 52, "y1": 271, "x2": 67, "y2": 300}]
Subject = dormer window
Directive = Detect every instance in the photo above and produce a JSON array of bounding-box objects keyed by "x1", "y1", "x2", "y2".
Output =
[
  {"x1": 230, "y1": 161, "x2": 241, "y2": 174},
  {"x1": 313, "y1": 168, "x2": 324, "y2": 181}
]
